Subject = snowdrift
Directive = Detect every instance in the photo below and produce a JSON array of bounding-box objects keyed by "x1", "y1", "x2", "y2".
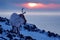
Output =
[{"x1": 0, "y1": 17, "x2": 60, "y2": 40}]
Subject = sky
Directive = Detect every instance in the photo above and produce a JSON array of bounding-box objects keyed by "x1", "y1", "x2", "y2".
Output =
[
  {"x1": 0, "y1": 0, "x2": 60, "y2": 34},
  {"x1": 0, "y1": 0, "x2": 60, "y2": 15}
]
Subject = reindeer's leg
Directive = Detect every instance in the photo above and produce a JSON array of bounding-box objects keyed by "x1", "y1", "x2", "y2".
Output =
[
  {"x1": 12, "y1": 26, "x2": 17, "y2": 34},
  {"x1": 16, "y1": 25, "x2": 22, "y2": 36},
  {"x1": 16, "y1": 27, "x2": 19, "y2": 34}
]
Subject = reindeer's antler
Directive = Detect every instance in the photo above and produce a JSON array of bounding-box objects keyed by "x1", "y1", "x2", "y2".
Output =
[{"x1": 21, "y1": 8, "x2": 26, "y2": 14}]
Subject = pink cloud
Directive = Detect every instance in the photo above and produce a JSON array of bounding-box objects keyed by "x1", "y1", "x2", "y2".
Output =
[{"x1": 15, "y1": 3, "x2": 60, "y2": 9}]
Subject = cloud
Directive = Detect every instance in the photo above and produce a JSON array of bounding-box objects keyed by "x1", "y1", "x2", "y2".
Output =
[
  {"x1": 0, "y1": 0, "x2": 60, "y2": 11},
  {"x1": 27, "y1": 0, "x2": 60, "y2": 4},
  {"x1": 15, "y1": 3, "x2": 60, "y2": 9}
]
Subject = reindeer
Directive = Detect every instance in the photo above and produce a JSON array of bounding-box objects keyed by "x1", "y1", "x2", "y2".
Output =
[{"x1": 10, "y1": 8, "x2": 27, "y2": 35}]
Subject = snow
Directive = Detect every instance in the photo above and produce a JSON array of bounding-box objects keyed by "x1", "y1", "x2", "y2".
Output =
[
  {"x1": 20, "y1": 23, "x2": 60, "y2": 40},
  {"x1": 0, "y1": 22, "x2": 12, "y2": 31},
  {"x1": 0, "y1": 16, "x2": 60, "y2": 40}
]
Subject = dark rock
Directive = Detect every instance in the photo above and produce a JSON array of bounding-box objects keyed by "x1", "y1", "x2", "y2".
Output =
[
  {"x1": 31, "y1": 25, "x2": 37, "y2": 29},
  {"x1": 24, "y1": 24, "x2": 37, "y2": 32},
  {"x1": 30, "y1": 25, "x2": 37, "y2": 31},
  {"x1": 48, "y1": 31, "x2": 52, "y2": 37},
  {"x1": 34, "y1": 29, "x2": 40, "y2": 32},
  {"x1": 48, "y1": 31, "x2": 57, "y2": 37},
  {"x1": 0, "y1": 27, "x2": 3, "y2": 34},
  {"x1": 55, "y1": 34, "x2": 58, "y2": 37},
  {"x1": 20, "y1": 34, "x2": 24, "y2": 38},
  {"x1": 7, "y1": 34, "x2": 13, "y2": 39},
  {"x1": 0, "y1": 17, "x2": 9, "y2": 22},
  {"x1": 12, "y1": 34, "x2": 16, "y2": 37},
  {"x1": 25, "y1": 36, "x2": 36, "y2": 40},
  {"x1": 41, "y1": 30, "x2": 45, "y2": 33},
  {"x1": 52, "y1": 33, "x2": 56, "y2": 37},
  {"x1": 48, "y1": 33, "x2": 52, "y2": 37},
  {"x1": 58, "y1": 35, "x2": 60, "y2": 38},
  {"x1": 10, "y1": 29, "x2": 17, "y2": 34},
  {"x1": 0, "y1": 17, "x2": 6, "y2": 22},
  {"x1": 0, "y1": 25, "x2": 2, "y2": 27},
  {"x1": 5, "y1": 19, "x2": 10, "y2": 25},
  {"x1": 24, "y1": 25, "x2": 30, "y2": 31},
  {"x1": 14, "y1": 39, "x2": 18, "y2": 40},
  {"x1": 0, "y1": 37, "x2": 7, "y2": 40}
]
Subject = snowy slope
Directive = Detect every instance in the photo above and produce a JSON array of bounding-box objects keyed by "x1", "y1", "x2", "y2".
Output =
[{"x1": 0, "y1": 17, "x2": 60, "y2": 40}]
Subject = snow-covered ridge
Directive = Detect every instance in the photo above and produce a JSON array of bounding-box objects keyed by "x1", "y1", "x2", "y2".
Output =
[{"x1": 0, "y1": 17, "x2": 60, "y2": 40}]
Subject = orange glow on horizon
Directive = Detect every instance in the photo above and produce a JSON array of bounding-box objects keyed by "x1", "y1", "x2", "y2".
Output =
[
  {"x1": 21, "y1": 3, "x2": 46, "y2": 9},
  {"x1": 28, "y1": 3, "x2": 38, "y2": 7},
  {"x1": 15, "y1": 2, "x2": 60, "y2": 9}
]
